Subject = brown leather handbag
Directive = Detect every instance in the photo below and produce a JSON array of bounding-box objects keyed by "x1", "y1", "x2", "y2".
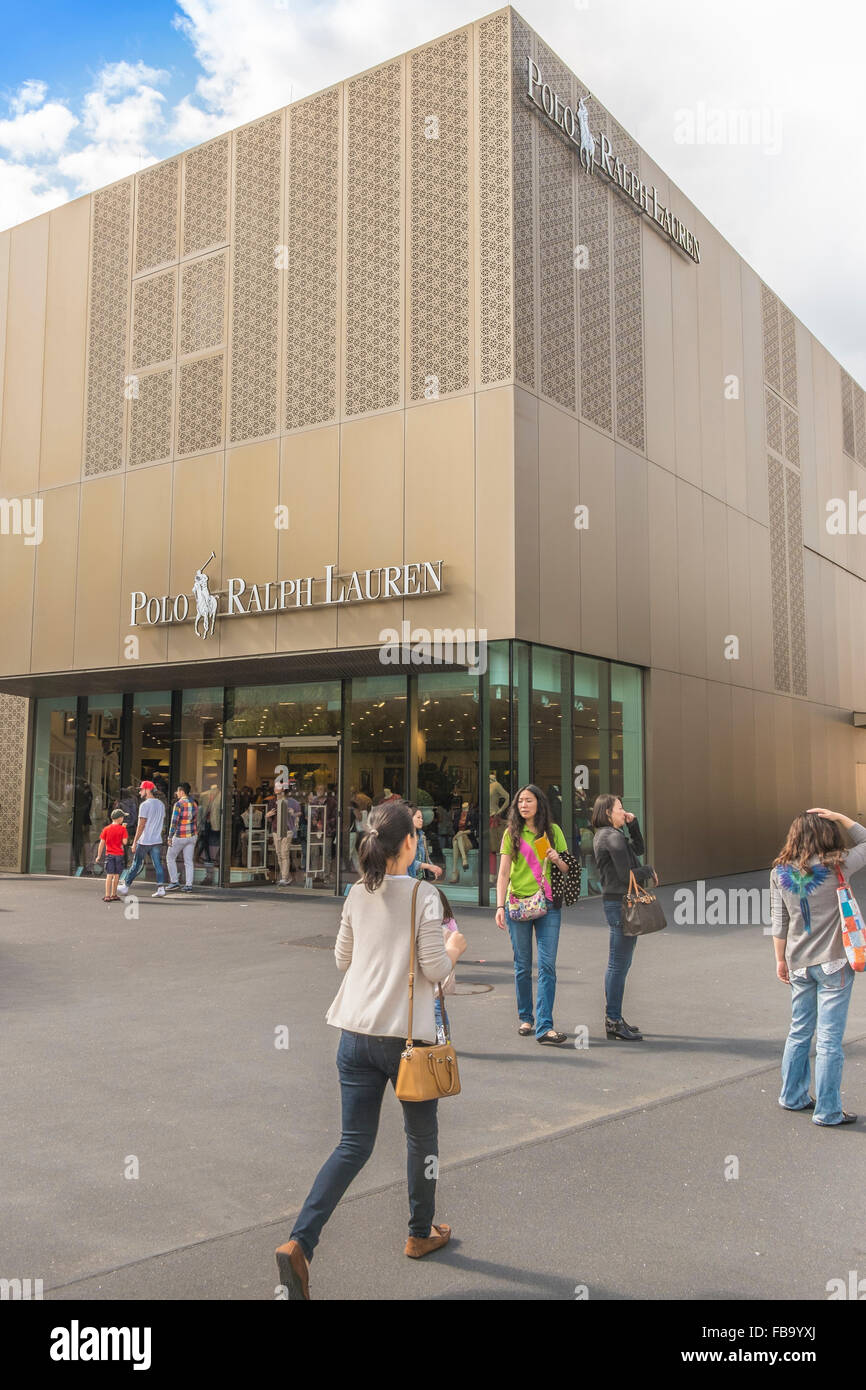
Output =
[
  {"x1": 621, "y1": 869, "x2": 667, "y2": 937},
  {"x1": 395, "y1": 882, "x2": 461, "y2": 1102}
]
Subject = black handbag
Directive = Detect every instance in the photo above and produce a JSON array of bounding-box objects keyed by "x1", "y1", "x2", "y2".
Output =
[
  {"x1": 549, "y1": 851, "x2": 582, "y2": 906},
  {"x1": 621, "y1": 870, "x2": 666, "y2": 936}
]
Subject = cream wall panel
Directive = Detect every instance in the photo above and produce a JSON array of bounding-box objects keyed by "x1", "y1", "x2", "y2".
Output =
[
  {"x1": 475, "y1": 386, "x2": 515, "y2": 640},
  {"x1": 646, "y1": 460, "x2": 678, "y2": 673},
  {"x1": 719, "y1": 239, "x2": 747, "y2": 515},
  {"x1": 818, "y1": 556, "x2": 841, "y2": 710},
  {"x1": 220, "y1": 441, "x2": 279, "y2": 657},
  {"x1": 577, "y1": 422, "x2": 616, "y2": 660},
  {"x1": 31, "y1": 484, "x2": 79, "y2": 672},
  {"x1": 747, "y1": 520, "x2": 773, "y2": 694},
  {"x1": 695, "y1": 216, "x2": 725, "y2": 504},
  {"x1": 0, "y1": 216, "x2": 49, "y2": 496},
  {"x1": 678, "y1": 674, "x2": 709, "y2": 877},
  {"x1": 773, "y1": 695, "x2": 796, "y2": 831},
  {"x1": 807, "y1": 702, "x2": 829, "y2": 809},
  {"x1": 40, "y1": 198, "x2": 90, "y2": 490},
  {"x1": 753, "y1": 689, "x2": 779, "y2": 850},
  {"x1": 702, "y1": 494, "x2": 729, "y2": 683},
  {"x1": 118, "y1": 464, "x2": 172, "y2": 666},
  {"x1": 726, "y1": 508, "x2": 753, "y2": 689},
  {"x1": 514, "y1": 387, "x2": 539, "y2": 641},
  {"x1": 337, "y1": 412, "x2": 403, "y2": 647},
  {"x1": 75, "y1": 475, "x2": 124, "y2": 669},
  {"x1": 0, "y1": 231, "x2": 10, "y2": 449},
  {"x1": 405, "y1": 395, "x2": 476, "y2": 632},
  {"x1": 0, "y1": 516, "x2": 36, "y2": 675},
  {"x1": 675, "y1": 479, "x2": 706, "y2": 678},
  {"x1": 615, "y1": 444, "x2": 650, "y2": 666},
  {"x1": 537, "y1": 401, "x2": 579, "y2": 652},
  {"x1": 670, "y1": 234, "x2": 701, "y2": 489},
  {"x1": 835, "y1": 565, "x2": 852, "y2": 710},
  {"x1": 277, "y1": 427, "x2": 340, "y2": 653},
  {"x1": 644, "y1": 668, "x2": 683, "y2": 879},
  {"x1": 640, "y1": 158, "x2": 675, "y2": 476},
  {"x1": 810, "y1": 341, "x2": 832, "y2": 566},
  {"x1": 739, "y1": 265, "x2": 768, "y2": 527},
  {"x1": 796, "y1": 321, "x2": 818, "y2": 554},
  {"x1": 730, "y1": 684, "x2": 757, "y2": 866},
  {"x1": 704, "y1": 679, "x2": 733, "y2": 877},
  {"x1": 802, "y1": 549, "x2": 826, "y2": 707},
  {"x1": 167, "y1": 452, "x2": 225, "y2": 665}
]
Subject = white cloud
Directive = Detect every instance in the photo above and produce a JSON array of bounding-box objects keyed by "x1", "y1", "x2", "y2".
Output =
[
  {"x1": 9, "y1": 79, "x2": 48, "y2": 115},
  {"x1": 0, "y1": 100, "x2": 78, "y2": 160},
  {"x1": 0, "y1": 156, "x2": 69, "y2": 227}
]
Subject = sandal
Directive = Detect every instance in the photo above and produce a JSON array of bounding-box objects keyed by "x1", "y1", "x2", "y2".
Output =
[
  {"x1": 518, "y1": 1023, "x2": 533, "y2": 1036},
  {"x1": 102, "y1": 896, "x2": 112, "y2": 902},
  {"x1": 537, "y1": 1030, "x2": 569, "y2": 1046}
]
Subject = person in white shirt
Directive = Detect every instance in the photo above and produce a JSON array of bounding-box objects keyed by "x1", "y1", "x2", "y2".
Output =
[
  {"x1": 274, "y1": 799, "x2": 467, "y2": 1299},
  {"x1": 117, "y1": 781, "x2": 167, "y2": 898}
]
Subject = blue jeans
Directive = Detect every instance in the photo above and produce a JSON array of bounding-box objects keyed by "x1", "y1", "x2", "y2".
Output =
[
  {"x1": 123, "y1": 843, "x2": 165, "y2": 887},
  {"x1": 290, "y1": 1030, "x2": 439, "y2": 1260},
  {"x1": 506, "y1": 905, "x2": 562, "y2": 1037},
  {"x1": 780, "y1": 964, "x2": 855, "y2": 1125},
  {"x1": 603, "y1": 898, "x2": 637, "y2": 1022}
]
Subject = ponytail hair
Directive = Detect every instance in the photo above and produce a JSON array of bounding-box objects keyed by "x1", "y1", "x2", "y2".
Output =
[{"x1": 358, "y1": 800, "x2": 416, "y2": 893}]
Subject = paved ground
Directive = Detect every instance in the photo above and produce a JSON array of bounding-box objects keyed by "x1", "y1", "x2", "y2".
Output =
[{"x1": 3, "y1": 869, "x2": 865, "y2": 1301}]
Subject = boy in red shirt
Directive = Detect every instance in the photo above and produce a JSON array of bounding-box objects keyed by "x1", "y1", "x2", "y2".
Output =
[{"x1": 96, "y1": 809, "x2": 129, "y2": 902}]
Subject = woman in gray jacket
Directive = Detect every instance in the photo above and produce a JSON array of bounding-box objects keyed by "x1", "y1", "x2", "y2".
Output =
[
  {"x1": 771, "y1": 807, "x2": 866, "y2": 1126},
  {"x1": 275, "y1": 799, "x2": 467, "y2": 1299}
]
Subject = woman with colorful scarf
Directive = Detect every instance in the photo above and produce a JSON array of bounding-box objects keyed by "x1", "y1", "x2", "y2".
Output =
[
  {"x1": 495, "y1": 784, "x2": 570, "y2": 1045},
  {"x1": 771, "y1": 808, "x2": 866, "y2": 1126}
]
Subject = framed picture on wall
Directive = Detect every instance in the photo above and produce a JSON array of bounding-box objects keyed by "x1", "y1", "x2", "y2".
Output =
[{"x1": 101, "y1": 713, "x2": 120, "y2": 738}]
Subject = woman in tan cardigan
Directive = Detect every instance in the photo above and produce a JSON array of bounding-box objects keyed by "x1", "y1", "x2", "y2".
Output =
[{"x1": 275, "y1": 800, "x2": 467, "y2": 1299}]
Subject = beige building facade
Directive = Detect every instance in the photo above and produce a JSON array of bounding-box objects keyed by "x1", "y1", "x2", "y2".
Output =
[{"x1": 0, "y1": 7, "x2": 864, "y2": 892}]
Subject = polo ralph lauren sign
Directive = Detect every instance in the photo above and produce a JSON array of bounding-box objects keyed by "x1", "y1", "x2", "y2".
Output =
[
  {"x1": 131, "y1": 558, "x2": 444, "y2": 639},
  {"x1": 526, "y1": 58, "x2": 701, "y2": 265}
]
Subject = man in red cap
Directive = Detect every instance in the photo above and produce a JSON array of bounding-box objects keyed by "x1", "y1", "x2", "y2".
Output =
[{"x1": 117, "y1": 781, "x2": 167, "y2": 898}]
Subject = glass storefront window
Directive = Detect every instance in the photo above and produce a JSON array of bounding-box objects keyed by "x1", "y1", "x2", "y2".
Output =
[
  {"x1": 611, "y1": 663, "x2": 644, "y2": 823},
  {"x1": 82, "y1": 696, "x2": 123, "y2": 869},
  {"x1": 225, "y1": 683, "x2": 340, "y2": 739},
  {"x1": 130, "y1": 692, "x2": 173, "y2": 798},
  {"x1": 29, "y1": 698, "x2": 77, "y2": 874},
  {"x1": 573, "y1": 657, "x2": 602, "y2": 895},
  {"x1": 486, "y1": 641, "x2": 512, "y2": 899},
  {"x1": 531, "y1": 646, "x2": 570, "y2": 836},
  {"x1": 343, "y1": 674, "x2": 407, "y2": 885},
  {"x1": 418, "y1": 670, "x2": 479, "y2": 903},
  {"x1": 179, "y1": 688, "x2": 224, "y2": 885}
]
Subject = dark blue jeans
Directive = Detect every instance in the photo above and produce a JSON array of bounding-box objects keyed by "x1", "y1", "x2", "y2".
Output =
[
  {"x1": 123, "y1": 843, "x2": 165, "y2": 887},
  {"x1": 603, "y1": 898, "x2": 637, "y2": 1021},
  {"x1": 506, "y1": 904, "x2": 562, "y2": 1036},
  {"x1": 290, "y1": 1030, "x2": 439, "y2": 1261}
]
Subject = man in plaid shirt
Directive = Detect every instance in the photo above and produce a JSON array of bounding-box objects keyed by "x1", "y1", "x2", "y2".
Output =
[{"x1": 166, "y1": 783, "x2": 198, "y2": 892}]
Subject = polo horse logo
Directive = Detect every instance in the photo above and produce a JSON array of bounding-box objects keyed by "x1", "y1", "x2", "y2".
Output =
[
  {"x1": 576, "y1": 95, "x2": 596, "y2": 173},
  {"x1": 193, "y1": 552, "x2": 218, "y2": 640}
]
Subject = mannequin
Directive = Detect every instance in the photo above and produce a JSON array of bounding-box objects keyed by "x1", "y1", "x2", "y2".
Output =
[
  {"x1": 488, "y1": 773, "x2": 509, "y2": 866},
  {"x1": 449, "y1": 799, "x2": 474, "y2": 883}
]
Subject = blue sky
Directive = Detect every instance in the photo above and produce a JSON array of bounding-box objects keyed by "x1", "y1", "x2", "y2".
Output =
[{"x1": 0, "y1": 0, "x2": 863, "y2": 385}]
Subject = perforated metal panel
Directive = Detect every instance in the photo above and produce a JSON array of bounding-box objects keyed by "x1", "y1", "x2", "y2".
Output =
[
  {"x1": 478, "y1": 11, "x2": 512, "y2": 387},
  {"x1": 761, "y1": 283, "x2": 780, "y2": 394},
  {"x1": 180, "y1": 251, "x2": 226, "y2": 357},
  {"x1": 128, "y1": 368, "x2": 173, "y2": 467},
  {"x1": 131, "y1": 269, "x2": 176, "y2": 370},
  {"x1": 344, "y1": 62, "x2": 403, "y2": 416},
  {"x1": 578, "y1": 92, "x2": 612, "y2": 434},
  {"x1": 134, "y1": 160, "x2": 180, "y2": 274},
  {"x1": 782, "y1": 402, "x2": 799, "y2": 468},
  {"x1": 768, "y1": 455, "x2": 790, "y2": 692},
  {"x1": 536, "y1": 41, "x2": 575, "y2": 412},
  {"x1": 841, "y1": 368, "x2": 855, "y2": 458},
  {"x1": 511, "y1": 11, "x2": 536, "y2": 391},
  {"x1": 611, "y1": 119, "x2": 645, "y2": 452},
  {"x1": 408, "y1": 32, "x2": 472, "y2": 403},
  {"x1": 84, "y1": 180, "x2": 132, "y2": 476},
  {"x1": 229, "y1": 113, "x2": 282, "y2": 444},
  {"x1": 853, "y1": 378, "x2": 866, "y2": 466},
  {"x1": 765, "y1": 387, "x2": 783, "y2": 456},
  {"x1": 0, "y1": 693, "x2": 27, "y2": 870},
  {"x1": 285, "y1": 88, "x2": 340, "y2": 431},
  {"x1": 785, "y1": 465, "x2": 807, "y2": 696},
  {"x1": 177, "y1": 353, "x2": 224, "y2": 457},
  {"x1": 182, "y1": 137, "x2": 230, "y2": 257},
  {"x1": 779, "y1": 302, "x2": 797, "y2": 406}
]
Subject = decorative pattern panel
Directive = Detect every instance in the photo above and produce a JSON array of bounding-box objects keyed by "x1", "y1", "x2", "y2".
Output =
[
  {"x1": 229, "y1": 114, "x2": 282, "y2": 443},
  {"x1": 785, "y1": 464, "x2": 807, "y2": 696},
  {"x1": 765, "y1": 387, "x2": 783, "y2": 456},
  {"x1": 511, "y1": 10, "x2": 535, "y2": 390},
  {"x1": 841, "y1": 368, "x2": 855, "y2": 458},
  {"x1": 853, "y1": 379, "x2": 866, "y2": 466},
  {"x1": 183, "y1": 137, "x2": 230, "y2": 257},
  {"x1": 768, "y1": 455, "x2": 790, "y2": 692},
  {"x1": 285, "y1": 88, "x2": 340, "y2": 431},
  {"x1": 578, "y1": 91, "x2": 612, "y2": 434},
  {"x1": 129, "y1": 368, "x2": 173, "y2": 467},
  {"x1": 84, "y1": 180, "x2": 132, "y2": 476},
  {"x1": 408, "y1": 31, "x2": 472, "y2": 402},
  {"x1": 779, "y1": 302, "x2": 797, "y2": 406},
  {"x1": 180, "y1": 251, "x2": 226, "y2": 357},
  {"x1": 536, "y1": 41, "x2": 575, "y2": 412},
  {"x1": 611, "y1": 119, "x2": 645, "y2": 451},
  {"x1": 131, "y1": 269, "x2": 176, "y2": 370},
  {"x1": 177, "y1": 353, "x2": 224, "y2": 456},
  {"x1": 344, "y1": 62, "x2": 403, "y2": 416},
  {"x1": 134, "y1": 160, "x2": 179, "y2": 274},
  {"x1": 760, "y1": 283, "x2": 780, "y2": 393},
  {"x1": 0, "y1": 693, "x2": 28, "y2": 870},
  {"x1": 478, "y1": 11, "x2": 512, "y2": 386},
  {"x1": 782, "y1": 402, "x2": 800, "y2": 468}
]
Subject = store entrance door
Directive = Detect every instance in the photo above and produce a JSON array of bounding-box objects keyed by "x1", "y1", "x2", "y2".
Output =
[{"x1": 221, "y1": 736, "x2": 342, "y2": 892}]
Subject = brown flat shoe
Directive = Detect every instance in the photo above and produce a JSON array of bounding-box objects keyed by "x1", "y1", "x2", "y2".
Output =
[
  {"x1": 275, "y1": 1239, "x2": 311, "y2": 1299},
  {"x1": 404, "y1": 1223, "x2": 451, "y2": 1259}
]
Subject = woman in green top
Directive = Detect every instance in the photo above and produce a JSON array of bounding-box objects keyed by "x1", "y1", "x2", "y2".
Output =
[{"x1": 495, "y1": 784, "x2": 570, "y2": 1045}]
